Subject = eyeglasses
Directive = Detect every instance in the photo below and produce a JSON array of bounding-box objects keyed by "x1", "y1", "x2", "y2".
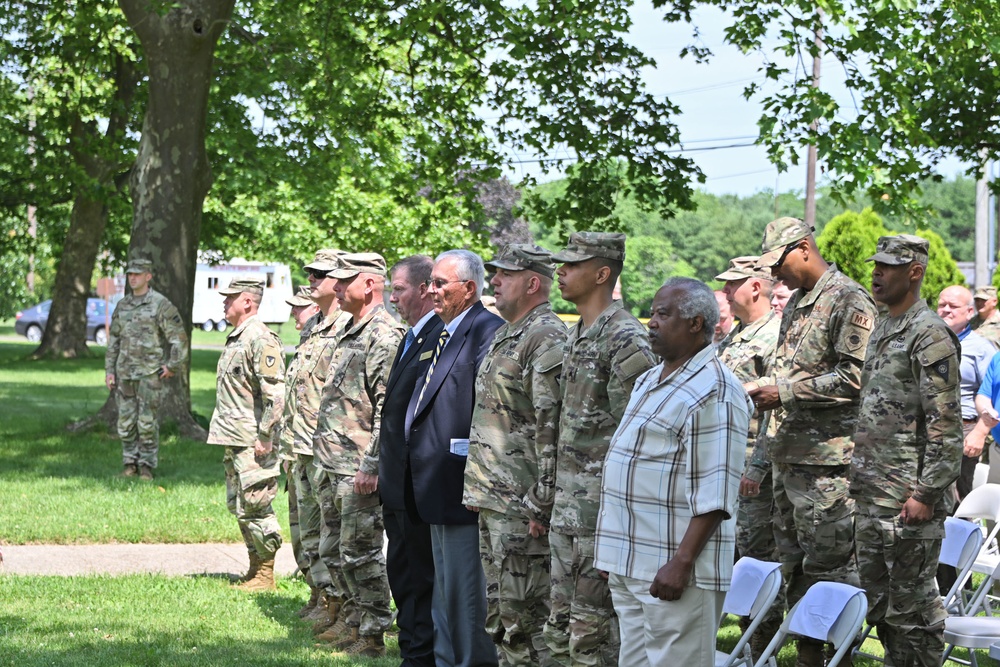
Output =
[
  {"x1": 307, "y1": 268, "x2": 331, "y2": 280},
  {"x1": 773, "y1": 242, "x2": 802, "y2": 270},
  {"x1": 426, "y1": 278, "x2": 470, "y2": 289}
]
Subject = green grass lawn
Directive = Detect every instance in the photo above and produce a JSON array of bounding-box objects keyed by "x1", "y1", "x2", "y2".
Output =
[
  {"x1": 0, "y1": 340, "x2": 288, "y2": 544},
  {"x1": 0, "y1": 575, "x2": 398, "y2": 667}
]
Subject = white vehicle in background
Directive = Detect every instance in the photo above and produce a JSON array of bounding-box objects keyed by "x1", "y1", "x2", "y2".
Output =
[{"x1": 192, "y1": 259, "x2": 294, "y2": 332}]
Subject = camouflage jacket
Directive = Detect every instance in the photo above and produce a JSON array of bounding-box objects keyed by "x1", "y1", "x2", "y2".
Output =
[
  {"x1": 973, "y1": 310, "x2": 1000, "y2": 348},
  {"x1": 207, "y1": 315, "x2": 285, "y2": 447},
  {"x1": 312, "y1": 305, "x2": 404, "y2": 476},
  {"x1": 550, "y1": 300, "x2": 657, "y2": 535},
  {"x1": 278, "y1": 310, "x2": 351, "y2": 459},
  {"x1": 105, "y1": 288, "x2": 188, "y2": 380},
  {"x1": 717, "y1": 310, "x2": 780, "y2": 480},
  {"x1": 851, "y1": 300, "x2": 962, "y2": 517},
  {"x1": 463, "y1": 303, "x2": 567, "y2": 523},
  {"x1": 759, "y1": 265, "x2": 877, "y2": 465}
]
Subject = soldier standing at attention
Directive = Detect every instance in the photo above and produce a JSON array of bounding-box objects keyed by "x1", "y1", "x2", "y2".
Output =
[
  {"x1": 972, "y1": 286, "x2": 1000, "y2": 346},
  {"x1": 852, "y1": 235, "x2": 962, "y2": 667},
  {"x1": 105, "y1": 257, "x2": 188, "y2": 480},
  {"x1": 312, "y1": 253, "x2": 404, "y2": 658},
  {"x1": 542, "y1": 232, "x2": 657, "y2": 667},
  {"x1": 463, "y1": 245, "x2": 568, "y2": 666},
  {"x1": 715, "y1": 256, "x2": 782, "y2": 657},
  {"x1": 277, "y1": 286, "x2": 322, "y2": 616},
  {"x1": 206, "y1": 278, "x2": 286, "y2": 592},
  {"x1": 750, "y1": 217, "x2": 877, "y2": 667}
]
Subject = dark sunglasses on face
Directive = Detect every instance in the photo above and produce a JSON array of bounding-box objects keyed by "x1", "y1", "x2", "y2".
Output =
[
  {"x1": 307, "y1": 268, "x2": 331, "y2": 280},
  {"x1": 773, "y1": 241, "x2": 802, "y2": 270}
]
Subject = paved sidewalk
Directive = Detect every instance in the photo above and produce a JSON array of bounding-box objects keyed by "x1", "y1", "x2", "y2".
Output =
[{"x1": 0, "y1": 543, "x2": 299, "y2": 577}]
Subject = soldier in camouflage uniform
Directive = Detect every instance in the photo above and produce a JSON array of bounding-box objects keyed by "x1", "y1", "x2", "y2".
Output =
[
  {"x1": 312, "y1": 253, "x2": 404, "y2": 658},
  {"x1": 277, "y1": 286, "x2": 322, "y2": 615},
  {"x1": 972, "y1": 286, "x2": 1000, "y2": 346},
  {"x1": 206, "y1": 278, "x2": 286, "y2": 592},
  {"x1": 105, "y1": 258, "x2": 189, "y2": 480},
  {"x1": 290, "y1": 250, "x2": 354, "y2": 633},
  {"x1": 852, "y1": 235, "x2": 962, "y2": 667},
  {"x1": 715, "y1": 256, "x2": 782, "y2": 657},
  {"x1": 750, "y1": 217, "x2": 877, "y2": 667},
  {"x1": 462, "y1": 245, "x2": 567, "y2": 666},
  {"x1": 542, "y1": 232, "x2": 657, "y2": 667}
]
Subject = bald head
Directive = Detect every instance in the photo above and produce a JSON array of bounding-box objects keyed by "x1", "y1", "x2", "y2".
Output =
[{"x1": 937, "y1": 285, "x2": 975, "y2": 334}]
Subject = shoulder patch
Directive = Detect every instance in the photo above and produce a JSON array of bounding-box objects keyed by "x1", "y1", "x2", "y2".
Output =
[
  {"x1": 613, "y1": 345, "x2": 655, "y2": 384},
  {"x1": 850, "y1": 311, "x2": 873, "y2": 331},
  {"x1": 915, "y1": 337, "x2": 958, "y2": 369},
  {"x1": 259, "y1": 340, "x2": 283, "y2": 379},
  {"x1": 533, "y1": 343, "x2": 564, "y2": 374}
]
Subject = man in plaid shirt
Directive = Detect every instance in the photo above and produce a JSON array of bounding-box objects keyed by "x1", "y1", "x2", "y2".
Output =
[{"x1": 595, "y1": 277, "x2": 752, "y2": 667}]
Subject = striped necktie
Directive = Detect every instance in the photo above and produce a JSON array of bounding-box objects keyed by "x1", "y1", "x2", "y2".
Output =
[{"x1": 415, "y1": 330, "x2": 449, "y2": 411}]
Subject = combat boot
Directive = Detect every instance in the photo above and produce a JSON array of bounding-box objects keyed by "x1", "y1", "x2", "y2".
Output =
[
  {"x1": 344, "y1": 633, "x2": 385, "y2": 658},
  {"x1": 121, "y1": 464, "x2": 138, "y2": 477},
  {"x1": 236, "y1": 552, "x2": 261, "y2": 584},
  {"x1": 316, "y1": 624, "x2": 359, "y2": 650},
  {"x1": 305, "y1": 592, "x2": 330, "y2": 622},
  {"x1": 139, "y1": 465, "x2": 154, "y2": 481},
  {"x1": 237, "y1": 558, "x2": 276, "y2": 592},
  {"x1": 796, "y1": 638, "x2": 826, "y2": 667},
  {"x1": 298, "y1": 587, "x2": 320, "y2": 618},
  {"x1": 312, "y1": 596, "x2": 341, "y2": 635}
]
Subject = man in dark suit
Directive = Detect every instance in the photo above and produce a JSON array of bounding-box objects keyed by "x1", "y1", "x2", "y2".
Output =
[
  {"x1": 378, "y1": 255, "x2": 443, "y2": 667},
  {"x1": 406, "y1": 249, "x2": 504, "y2": 667}
]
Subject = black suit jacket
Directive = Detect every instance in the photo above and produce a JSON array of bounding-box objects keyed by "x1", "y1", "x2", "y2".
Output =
[
  {"x1": 378, "y1": 313, "x2": 446, "y2": 512},
  {"x1": 405, "y1": 302, "x2": 503, "y2": 525}
]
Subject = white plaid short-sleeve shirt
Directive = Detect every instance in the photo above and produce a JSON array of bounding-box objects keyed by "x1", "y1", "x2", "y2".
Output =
[{"x1": 594, "y1": 344, "x2": 752, "y2": 590}]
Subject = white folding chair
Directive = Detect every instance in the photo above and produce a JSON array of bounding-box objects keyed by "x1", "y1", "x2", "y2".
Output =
[
  {"x1": 943, "y1": 615, "x2": 1000, "y2": 667},
  {"x1": 752, "y1": 582, "x2": 867, "y2": 667},
  {"x1": 716, "y1": 557, "x2": 783, "y2": 667},
  {"x1": 853, "y1": 516, "x2": 984, "y2": 663},
  {"x1": 955, "y1": 484, "x2": 1000, "y2": 614},
  {"x1": 974, "y1": 463, "x2": 991, "y2": 491}
]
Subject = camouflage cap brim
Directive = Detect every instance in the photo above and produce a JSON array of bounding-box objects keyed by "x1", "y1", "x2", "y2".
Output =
[
  {"x1": 550, "y1": 249, "x2": 595, "y2": 263},
  {"x1": 865, "y1": 251, "x2": 919, "y2": 266},
  {"x1": 756, "y1": 246, "x2": 786, "y2": 268}
]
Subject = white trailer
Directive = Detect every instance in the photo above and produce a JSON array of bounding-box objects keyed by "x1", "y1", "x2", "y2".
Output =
[{"x1": 192, "y1": 259, "x2": 294, "y2": 331}]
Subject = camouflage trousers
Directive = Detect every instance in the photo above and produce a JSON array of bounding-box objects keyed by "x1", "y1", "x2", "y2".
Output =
[
  {"x1": 736, "y1": 469, "x2": 784, "y2": 635},
  {"x1": 772, "y1": 463, "x2": 859, "y2": 608},
  {"x1": 116, "y1": 373, "x2": 162, "y2": 468},
  {"x1": 855, "y1": 503, "x2": 947, "y2": 667},
  {"x1": 284, "y1": 459, "x2": 305, "y2": 579},
  {"x1": 542, "y1": 531, "x2": 619, "y2": 667},
  {"x1": 316, "y1": 469, "x2": 392, "y2": 636},
  {"x1": 223, "y1": 446, "x2": 283, "y2": 560},
  {"x1": 480, "y1": 509, "x2": 552, "y2": 667},
  {"x1": 291, "y1": 454, "x2": 333, "y2": 591}
]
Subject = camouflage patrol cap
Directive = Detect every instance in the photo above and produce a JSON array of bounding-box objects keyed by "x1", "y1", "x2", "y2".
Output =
[
  {"x1": 285, "y1": 286, "x2": 315, "y2": 307},
  {"x1": 485, "y1": 244, "x2": 556, "y2": 278},
  {"x1": 758, "y1": 217, "x2": 815, "y2": 268},
  {"x1": 303, "y1": 248, "x2": 344, "y2": 272},
  {"x1": 126, "y1": 258, "x2": 153, "y2": 274},
  {"x1": 218, "y1": 277, "x2": 265, "y2": 296},
  {"x1": 866, "y1": 234, "x2": 929, "y2": 266},
  {"x1": 974, "y1": 286, "x2": 997, "y2": 301},
  {"x1": 330, "y1": 252, "x2": 387, "y2": 279},
  {"x1": 551, "y1": 232, "x2": 626, "y2": 263},
  {"x1": 715, "y1": 256, "x2": 774, "y2": 282}
]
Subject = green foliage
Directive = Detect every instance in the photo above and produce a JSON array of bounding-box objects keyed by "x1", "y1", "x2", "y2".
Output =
[
  {"x1": 622, "y1": 236, "x2": 697, "y2": 317},
  {"x1": 816, "y1": 209, "x2": 888, "y2": 290},
  {"x1": 912, "y1": 228, "x2": 966, "y2": 305},
  {"x1": 660, "y1": 0, "x2": 1000, "y2": 218}
]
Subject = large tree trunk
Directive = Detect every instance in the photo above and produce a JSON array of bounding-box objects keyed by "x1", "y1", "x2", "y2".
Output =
[
  {"x1": 34, "y1": 54, "x2": 140, "y2": 359},
  {"x1": 31, "y1": 119, "x2": 109, "y2": 360},
  {"x1": 111, "y1": 0, "x2": 235, "y2": 439}
]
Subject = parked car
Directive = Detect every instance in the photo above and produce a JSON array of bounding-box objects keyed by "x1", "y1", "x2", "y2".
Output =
[{"x1": 14, "y1": 298, "x2": 117, "y2": 345}]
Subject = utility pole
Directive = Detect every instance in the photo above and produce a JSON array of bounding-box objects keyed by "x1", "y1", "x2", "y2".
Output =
[
  {"x1": 804, "y1": 12, "x2": 822, "y2": 227},
  {"x1": 976, "y1": 154, "x2": 991, "y2": 287}
]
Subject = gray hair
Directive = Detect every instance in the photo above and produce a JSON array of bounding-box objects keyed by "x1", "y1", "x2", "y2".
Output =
[
  {"x1": 436, "y1": 249, "x2": 485, "y2": 295},
  {"x1": 661, "y1": 277, "x2": 719, "y2": 345}
]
